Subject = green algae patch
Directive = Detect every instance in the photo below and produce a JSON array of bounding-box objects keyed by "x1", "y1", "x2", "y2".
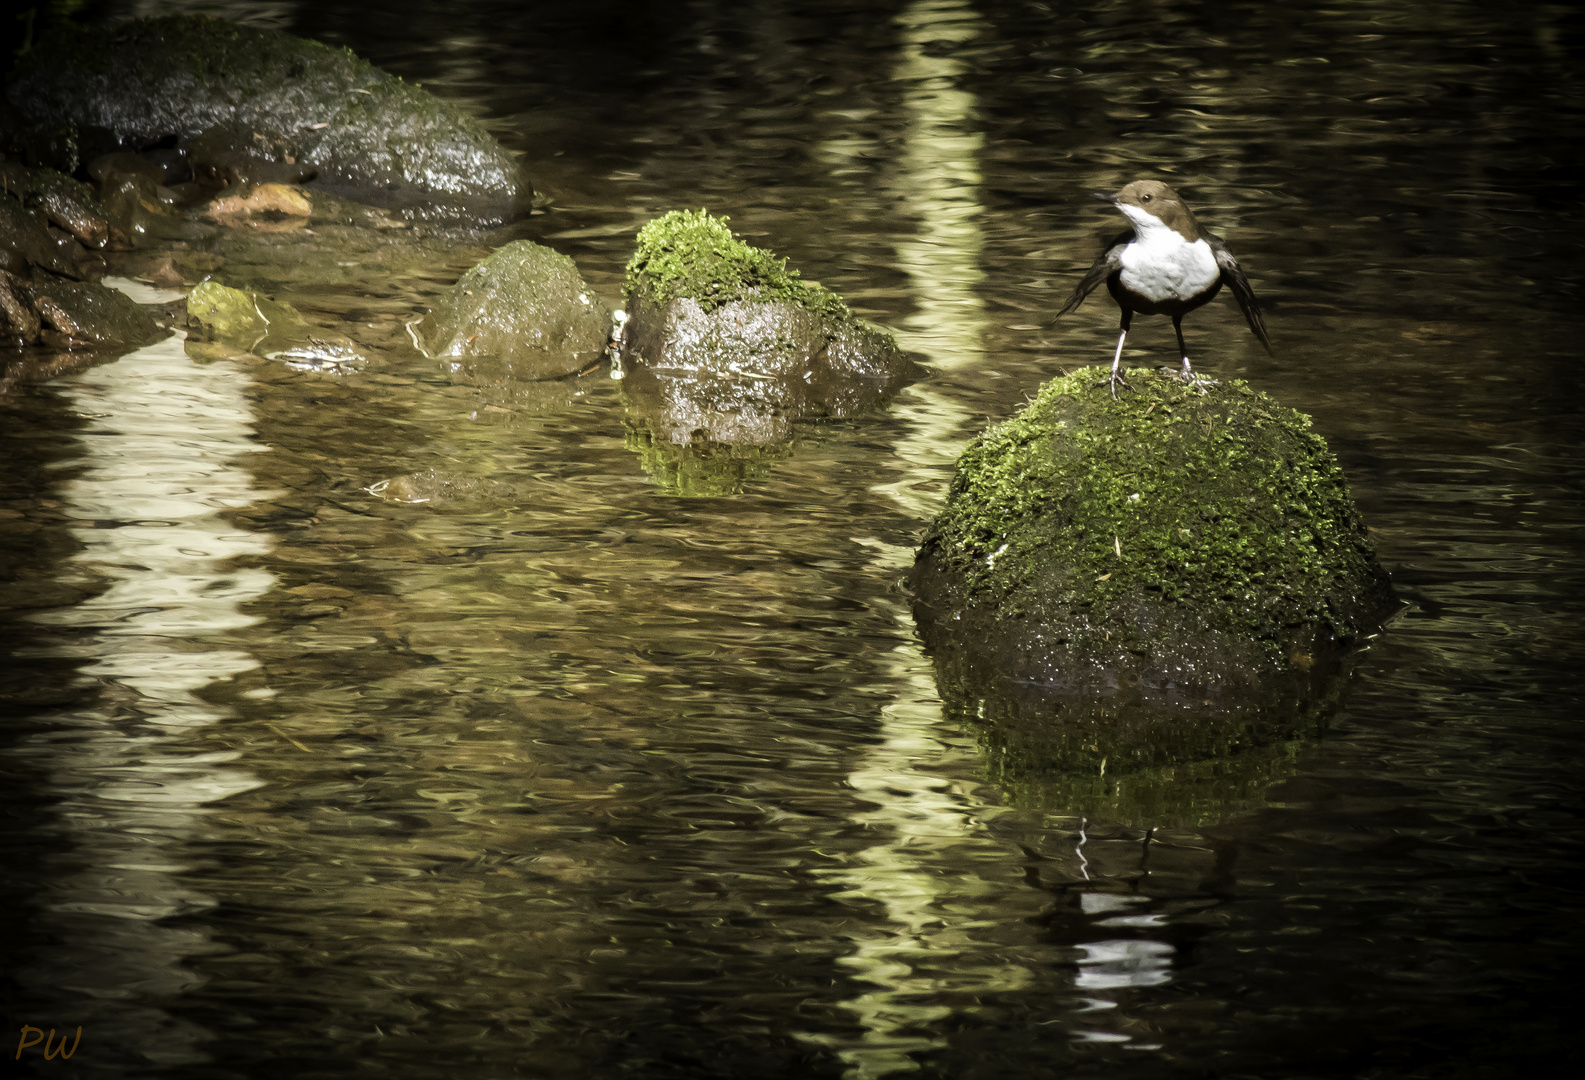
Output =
[
  {"x1": 624, "y1": 209, "x2": 859, "y2": 328},
  {"x1": 911, "y1": 367, "x2": 1395, "y2": 821},
  {"x1": 186, "y1": 279, "x2": 375, "y2": 373}
]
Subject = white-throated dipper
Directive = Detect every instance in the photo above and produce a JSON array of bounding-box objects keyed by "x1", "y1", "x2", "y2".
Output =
[{"x1": 1056, "y1": 180, "x2": 1271, "y2": 396}]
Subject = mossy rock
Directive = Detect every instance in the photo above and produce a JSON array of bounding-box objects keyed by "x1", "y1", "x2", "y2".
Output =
[
  {"x1": 619, "y1": 210, "x2": 922, "y2": 442},
  {"x1": 414, "y1": 241, "x2": 610, "y2": 380},
  {"x1": 914, "y1": 367, "x2": 1393, "y2": 821},
  {"x1": 185, "y1": 279, "x2": 374, "y2": 373},
  {"x1": 7, "y1": 15, "x2": 527, "y2": 220}
]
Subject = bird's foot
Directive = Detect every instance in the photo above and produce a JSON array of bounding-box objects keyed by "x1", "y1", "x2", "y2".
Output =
[
  {"x1": 1093, "y1": 368, "x2": 1132, "y2": 398},
  {"x1": 1161, "y1": 366, "x2": 1218, "y2": 395}
]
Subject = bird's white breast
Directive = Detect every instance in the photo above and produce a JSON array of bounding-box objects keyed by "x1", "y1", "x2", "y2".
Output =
[{"x1": 1117, "y1": 224, "x2": 1219, "y2": 303}]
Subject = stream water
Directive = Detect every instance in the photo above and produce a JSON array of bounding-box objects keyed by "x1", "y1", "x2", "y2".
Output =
[{"x1": 3, "y1": 1, "x2": 1582, "y2": 1076}]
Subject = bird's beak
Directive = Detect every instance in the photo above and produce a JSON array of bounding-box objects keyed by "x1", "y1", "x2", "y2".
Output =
[{"x1": 1092, "y1": 191, "x2": 1119, "y2": 205}]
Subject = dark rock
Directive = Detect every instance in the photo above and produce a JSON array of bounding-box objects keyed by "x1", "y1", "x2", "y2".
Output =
[
  {"x1": 911, "y1": 367, "x2": 1396, "y2": 818},
  {"x1": 1, "y1": 270, "x2": 160, "y2": 349},
  {"x1": 1, "y1": 190, "x2": 96, "y2": 279},
  {"x1": 99, "y1": 174, "x2": 178, "y2": 248},
  {"x1": 7, "y1": 15, "x2": 529, "y2": 220},
  {"x1": 24, "y1": 167, "x2": 109, "y2": 248},
  {"x1": 413, "y1": 240, "x2": 609, "y2": 380},
  {"x1": 618, "y1": 210, "x2": 921, "y2": 474},
  {"x1": 87, "y1": 152, "x2": 166, "y2": 188}
]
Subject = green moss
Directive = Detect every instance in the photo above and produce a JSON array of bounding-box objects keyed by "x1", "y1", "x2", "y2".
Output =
[
  {"x1": 924, "y1": 366, "x2": 1382, "y2": 656},
  {"x1": 623, "y1": 209, "x2": 855, "y2": 323}
]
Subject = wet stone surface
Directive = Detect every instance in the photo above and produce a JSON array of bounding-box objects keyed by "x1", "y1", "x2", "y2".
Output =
[
  {"x1": 7, "y1": 14, "x2": 529, "y2": 219},
  {"x1": 414, "y1": 239, "x2": 610, "y2": 380}
]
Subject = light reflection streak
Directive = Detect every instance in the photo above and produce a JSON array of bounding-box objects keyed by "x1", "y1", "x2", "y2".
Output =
[
  {"x1": 805, "y1": 8, "x2": 1036, "y2": 1076},
  {"x1": 16, "y1": 332, "x2": 274, "y2": 1068}
]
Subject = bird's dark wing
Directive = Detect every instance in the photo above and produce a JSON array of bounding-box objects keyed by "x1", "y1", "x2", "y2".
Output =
[
  {"x1": 1207, "y1": 233, "x2": 1272, "y2": 354},
  {"x1": 1055, "y1": 229, "x2": 1131, "y2": 318}
]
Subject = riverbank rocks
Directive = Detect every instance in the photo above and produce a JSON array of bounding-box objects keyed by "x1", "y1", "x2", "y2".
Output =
[
  {"x1": 1, "y1": 270, "x2": 160, "y2": 349},
  {"x1": 6, "y1": 15, "x2": 528, "y2": 220},
  {"x1": 1, "y1": 188, "x2": 101, "y2": 280},
  {"x1": 413, "y1": 241, "x2": 610, "y2": 381},
  {"x1": 185, "y1": 279, "x2": 375, "y2": 373},
  {"x1": 912, "y1": 367, "x2": 1396, "y2": 816},
  {"x1": 618, "y1": 210, "x2": 921, "y2": 452}
]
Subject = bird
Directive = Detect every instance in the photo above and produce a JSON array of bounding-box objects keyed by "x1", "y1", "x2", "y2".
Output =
[{"x1": 1055, "y1": 180, "x2": 1271, "y2": 396}]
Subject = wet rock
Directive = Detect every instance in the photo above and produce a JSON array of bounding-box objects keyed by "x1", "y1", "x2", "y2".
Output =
[
  {"x1": 414, "y1": 240, "x2": 610, "y2": 380},
  {"x1": 99, "y1": 174, "x2": 178, "y2": 248},
  {"x1": 88, "y1": 152, "x2": 166, "y2": 188},
  {"x1": 1, "y1": 268, "x2": 160, "y2": 349},
  {"x1": 185, "y1": 278, "x2": 376, "y2": 373},
  {"x1": 955, "y1": 669, "x2": 1316, "y2": 828},
  {"x1": 7, "y1": 15, "x2": 529, "y2": 220},
  {"x1": 913, "y1": 368, "x2": 1397, "y2": 823},
  {"x1": 619, "y1": 209, "x2": 921, "y2": 460},
  {"x1": 1, "y1": 190, "x2": 97, "y2": 279},
  {"x1": 912, "y1": 367, "x2": 1396, "y2": 738},
  {"x1": 24, "y1": 167, "x2": 110, "y2": 248}
]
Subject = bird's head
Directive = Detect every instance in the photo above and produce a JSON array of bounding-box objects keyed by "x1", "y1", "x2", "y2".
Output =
[{"x1": 1093, "y1": 180, "x2": 1201, "y2": 242}]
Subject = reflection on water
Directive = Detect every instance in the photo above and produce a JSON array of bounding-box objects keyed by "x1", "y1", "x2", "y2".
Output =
[
  {"x1": 3, "y1": 0, "x2": 1584, "y2": 1076},
  {"x1": 9, "y1": 335, "x2": 274, "y2": 1069}
]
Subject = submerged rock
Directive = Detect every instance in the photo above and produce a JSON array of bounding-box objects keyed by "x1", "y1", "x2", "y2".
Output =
[
  {"x1": 912, "y1": 367, "x2": 1395, "y2": 818},
  {"x1": 366, "y1": 468, "x2": 524, "y2": 506},
  {"x1": 185, "y1": 279, "x2": 376, "y2": 373},
  {"x1": 414, "y1": 240, "x2": 610, "y2": 380},
  {"x1": 7, "y1": 15, "x2": 528, "y2": 220},
  {"x1": 619, "y1": 209, "x2": 921, "y2": 456}
]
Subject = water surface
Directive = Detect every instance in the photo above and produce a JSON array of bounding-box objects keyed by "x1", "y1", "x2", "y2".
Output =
[{"x1": 3, "y1": 1, "x2": 1582, "y2": 1076}]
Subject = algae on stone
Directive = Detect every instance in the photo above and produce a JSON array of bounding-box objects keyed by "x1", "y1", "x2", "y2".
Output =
[
  {"x1": 915, "y1": 366, "x2": 1392, "y2": 686},
  {"x1": 7, "y1": 15, "x2": 527, "y2": 219},
  {"x1": 415, "y1": 241, "x2": 610, "y2": 380},
  {"x1": 913, "y1": 366, "x2": 1393, "y2": 825},
  {"x1": 186, "y1": 279, "x2": 375, "y2": 373}
]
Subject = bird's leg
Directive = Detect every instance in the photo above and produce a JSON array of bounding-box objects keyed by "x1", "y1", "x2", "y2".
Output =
[
  {"x1": 1094, "y1": 311, "x2": 1133, "y2": 398},
  {"x1": 1170, "y1": 316, "x2": 1217, "y2": 394}
]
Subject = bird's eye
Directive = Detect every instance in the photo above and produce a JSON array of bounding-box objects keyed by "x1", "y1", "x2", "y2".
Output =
[{"x1": 1141, "y1": 194, "x2": 1152, "y2": 202}]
